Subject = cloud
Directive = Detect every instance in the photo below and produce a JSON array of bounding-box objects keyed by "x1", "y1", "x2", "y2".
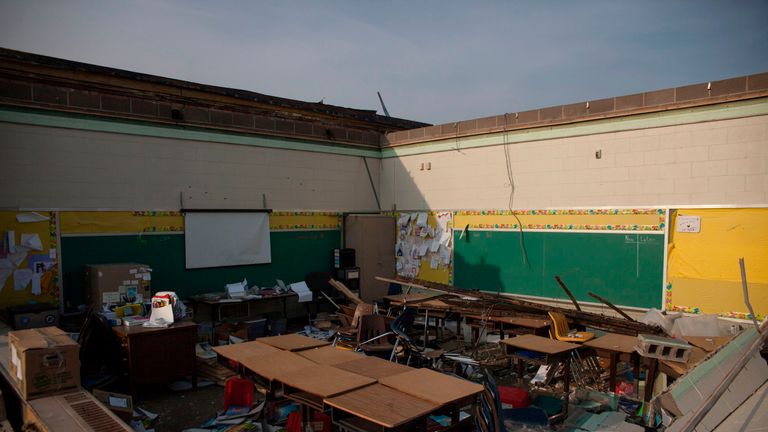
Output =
[{"x1": 0, "y1": 0, "x2": 766, "y2": 124}]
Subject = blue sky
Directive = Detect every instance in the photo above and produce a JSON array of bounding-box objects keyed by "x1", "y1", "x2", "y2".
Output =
[{"x1": 1, "y1": 1, "x2": 766, "y2": 124}]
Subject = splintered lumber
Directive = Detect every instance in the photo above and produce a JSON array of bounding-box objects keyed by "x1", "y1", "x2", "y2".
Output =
[
  {"x1": 329, "y1": 278, "x2": 364, "y2": 304},
  {"x1": 197, "y1": 358, "x2": 236, "y2": 385},
  {"x1": 555, "y1": 276, "x2": 581, "y2": 311},
  {"x1": 587, "y1": 291, "x2": 636, "y2": 321},
  {"x1": 398, "y1": 277, "x2": 661, "y2": 336}
]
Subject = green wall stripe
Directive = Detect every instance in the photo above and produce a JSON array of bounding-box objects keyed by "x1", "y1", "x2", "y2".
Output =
[
  {"x1": 381, "y1": 97, "x2": 768, "y2": 158},
  {"x1": 0, "y1": 107, "x2": 381, "y2": 158}
]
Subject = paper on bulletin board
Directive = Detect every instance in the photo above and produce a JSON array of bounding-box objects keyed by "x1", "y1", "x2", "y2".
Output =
[{"x1": 395, "y1": 211, "x2": 452, "y2": 284}]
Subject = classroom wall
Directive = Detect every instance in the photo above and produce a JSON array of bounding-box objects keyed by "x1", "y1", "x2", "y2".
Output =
[
  {"x1": 380, "y1": 114, "x2": 768, "y2": 210},
  {"x1": 0, "y1": 122, "x2": 381, "y2": 211}
]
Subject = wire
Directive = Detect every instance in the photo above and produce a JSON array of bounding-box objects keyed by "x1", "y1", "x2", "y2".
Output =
[{"x1": 502, "y1": 114, "x2": 530, "y2": 268}]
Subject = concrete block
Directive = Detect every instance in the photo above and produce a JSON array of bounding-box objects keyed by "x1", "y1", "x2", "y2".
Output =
[{"x1": 635, "y1": 334, "x2": 693, "y2": 363}]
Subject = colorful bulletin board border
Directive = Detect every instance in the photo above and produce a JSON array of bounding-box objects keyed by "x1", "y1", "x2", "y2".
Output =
[
  {"x1": 270, "y1": 211, "x2": 341, "y2": 230},
  {"x1": 454, "y1": 208, "x2": 665, "y2": 232}
]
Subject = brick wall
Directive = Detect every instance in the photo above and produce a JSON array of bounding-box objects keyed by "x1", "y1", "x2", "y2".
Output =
[{"x1": 380, "y1": 115, "x2": 768, "y2": 209}]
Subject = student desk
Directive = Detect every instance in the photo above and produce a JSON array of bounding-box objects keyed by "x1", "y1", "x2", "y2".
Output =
[
  {"x1": 583, "y1": 332, "x2": 641, "y2": 395},
  {"x1": 256, "y1": 333, "x2": 330, "y2": 351},
  {"x1": 501, "y1": 335, "x2": 580, "y2": 420},
  {"x1": 276, "y1": 364, "x2": 375, "y2": 410},
  {"x1": 464, "y1": 314, "x2": 550, "y2": 341},
  {"x1": 193, "y1": 292, "x2": 296, "y2": 322},
  {"x1": 326, "y1": 383, "x2": 440, "y2": 431},
  {"x1": 333, "y1": 356, "x2": 414, "y2": 380},
  {"x1": 296, "y1": 345, "x2": 365, "y2": 365},
  {"x1": 112, "y1": 321, "x2": 197, "y2": 398}
]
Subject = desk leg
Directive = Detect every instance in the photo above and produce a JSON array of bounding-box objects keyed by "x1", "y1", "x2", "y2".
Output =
[
  {"x1": 423, "y1": 310, "x2": 429, "y2": 350},
  {"x1": 563, "y1": 357, "x2": 571, "y2": 417},
  {"x1": 609, "y1": 352, "x2": 618, "y2": 393},
  {"x1": 644, "y1": 359, "x2": 658, "y2": 402},
  {"x1": 517, "y1": 359, "x2": 525, "y2": 381}
]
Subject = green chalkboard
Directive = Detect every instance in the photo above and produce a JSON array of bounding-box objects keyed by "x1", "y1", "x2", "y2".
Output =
[
  {"x1": 61, "y1": 230, "x2": 340, "y2": 311},
  {"x1": 454, "y1": 230, "x2": 663, "y2": 308}
]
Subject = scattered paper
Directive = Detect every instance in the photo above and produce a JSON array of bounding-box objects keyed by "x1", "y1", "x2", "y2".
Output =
[
  {"x1": 439, "y1": 245, "x2": 451, "y2": 265},
  {"x1": 415, "y1": 212, "x2": 428, "y2": 227},
  {"x1": 397, "y1": 213, "x2": 410, "y2": 227},
  {"x1": 289, "y1": 281, "x2": 313, "y2": 303},
  {"x1": 418, "y1": 242, "x2": 429, "y2": 257},
  {"x1": 430, "y1": 236, "x2": 441, "y2": 253},
  {"x1": 31, "y1": 273, "x2": 41, "y2": 295},
  {"x1": 16, "y1": 212, "x2": 49, "y2": 223},
  {"x1": 48, "y1": 248, "x2": 57, "y2": 259},
  {"x1": 0, "y1": 258, "x2": 12, "y2": 269},
  {"x1": 226, "y1": 278, "x2": 248, "y2": 299},
  {"x1": 430, "y1": 255, "x2": 439, "y2": 269},
  {"x1": 440, "y1": 230, "x2": 452, "y2": 246},
  {"x1": 28, "y1": 254, "x2": 54, "y2": 273},
  {"x1": 20, "y1": 233, "x2": 43, "y2": 251},
  {"x1": 531, "y1": 365, "x2": 551, "y2": 384},
  {"x1": 6, "y1": 231, "x2": 15, "y2": 253},
  {"x1": 9, "y1": 251, "x2": 25, "y2": 267},
  {"x1": 13, "y1": 268, "x2": 33, "y2": 290},
  {"x1": 436, "y1": 211, "x2": 452, "y2": 232}
]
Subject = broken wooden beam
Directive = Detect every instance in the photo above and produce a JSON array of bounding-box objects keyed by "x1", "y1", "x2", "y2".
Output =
[
  {"x1": 554, "y1": 275, "x2": 581, "y2": 311},
  {"x1": 588, "y1": 292, "x2": 636, "y2": 321},
  {"x1": 328, "y1": 278, "x2": 364, "y2": 305}
]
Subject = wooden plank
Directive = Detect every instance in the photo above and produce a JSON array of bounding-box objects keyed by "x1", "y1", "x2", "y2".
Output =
[
  {"x1": 584, "y1": 333, "x2": 638, "y2": 354},
  {"x1": 276, "y1": 364, "x2": 375, "y2": 398},
  {"x1": 329, "y1": 279, "x2": 364, "y2": 304},
  {"x1": 296, "y1": 346, "x2": 366, "y2": 365},
  {"x1": 378, "y1": 368, "x2": 483, "y2": 406},
  {"x1": 326, "y1": 383, "x2": 439, "y2": 428},
  {"x1": 500, "y1": 334, "x2": 579, "y2": 355},
  {"x1": 239, "y1": 351, "x2": 316, "y2": 381},
  {"x1": 383, "y1": 293, "x2": 442, "y2": 304},
  {"x1": 255, "y1": 334, "x2": 330, "y2": 351},
  {"x1": 333, "y1": 356, "x2": 414, "y2": 380},
  {"x1": 683, "y1": 336, "x2": 733, "y2": 353},
  {"x1": 212, "y1": 340, "x2": 280, "y2": 362}
]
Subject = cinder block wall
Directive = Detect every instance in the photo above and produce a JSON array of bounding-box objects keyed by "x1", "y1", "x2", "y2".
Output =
[
  {"x1": 0, "y1": 122, "x2": 380, "y2": 211},
  {"x1": 380, "y1": 115, "x2": 767, "y2": 210}
]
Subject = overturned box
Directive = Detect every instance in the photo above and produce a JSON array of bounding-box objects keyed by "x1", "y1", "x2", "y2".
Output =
[
  {"x1": 635, "y1": 333, "x2": 692, "y2": 363},
  {"x1": 8, "y1": 327, "x2": 80, "y2": 400}
]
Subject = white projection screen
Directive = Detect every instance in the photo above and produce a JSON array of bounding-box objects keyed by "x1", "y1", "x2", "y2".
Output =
[{"x1": 184, "y1": 211, "x2": 271, "y2": 269}]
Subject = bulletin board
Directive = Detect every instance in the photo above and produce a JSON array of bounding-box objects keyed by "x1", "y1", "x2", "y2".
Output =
[
  {"x1": 395, "y1": 211, "x2": 453, "y2": 285},
  {"x1": 453, "y1": 209, "x2": 666, "y2": 308},
  {"x1": 0, "y1": 211, "x2": 60, "y2": 307},
  {"x1": 667, "y1": 208, "x2": 768, "y2": 320}
]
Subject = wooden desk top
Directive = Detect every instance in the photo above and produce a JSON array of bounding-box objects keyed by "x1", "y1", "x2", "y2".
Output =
[
  {"x1": 239, "y1": 350, "x2": 316, "y2": 381},
  {"x1": 501, "y1": 334, "x2": 580, "y2": 355},
  {"x1": 256, "y1": 334, "x2": 331, "y2": 351},
  {"x1": 213, "y1": 340, "x2": 280, "y2": 362},
  {"x1": 326, "y1": 383, "x2": 439, "y2": 428},
  {"x1": 584, "y1": 333, "x2": 638, "y2": 354},
  {"x1": 333, "y1": 356, "x2": 414, "y2": 380},
  {"x1": 296, "y1": 345, "x2": 365, "y2": 365},
  {"x1": 276, "y1": 364, "x2": 375, "y2": 398},
  {"x1": 378, "y1": 368, "x2": 483, "y2": 406},
  {"x1": 112, "y1": 320, "x2": 197, "y2": 337},
  {"x1": 465, "y1": 314, "x2": 550, "y2": 329}
]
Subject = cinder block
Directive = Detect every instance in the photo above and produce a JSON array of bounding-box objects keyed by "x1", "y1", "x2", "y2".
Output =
[{"x1": 635, "y1": 334, "x2": 692, "y2": 363}]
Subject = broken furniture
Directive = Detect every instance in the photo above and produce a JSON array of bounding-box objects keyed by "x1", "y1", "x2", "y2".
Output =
[
  {"x1": 112, "y1": 320, "x2": 197, "y2": 397},
  {"x1": 464, "y1": 313, "x2": 550, "y2": 343},
  {"x1": 500, "y1": 334, "x2": 581, "y2": 421},
  {"x1": 355, "y1": 314, "x2": 396, "y2": 357},
  {"x1": 334, "y1": 303, "x2": 374, "y2": 348},
  {"x1": 548, "y1": 312, "x2": 595, "y2": 343},
  {"x1": 583, "y1": 332, "x2": 642, "y2": 396}
]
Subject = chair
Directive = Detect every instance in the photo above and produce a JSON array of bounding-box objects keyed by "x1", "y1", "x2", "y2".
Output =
[
  {"x1": 389, "y1": 307, "x2": 442, "y2": 367},
  {"x1": 547, "y1": 312, "x2": 594, "y2": 343},
  {"x1": 224, "y1": 376, "x2": 254, "y2": 411},
  {"x1": 355, "y1": 314, "x2": 395, "y2": 358},
  {"x1": 476, "y1": 368, "x2": 549, "y2": 432},
  {"x1": 334, "y1": 303, "x2": 374, "y2": 348}
]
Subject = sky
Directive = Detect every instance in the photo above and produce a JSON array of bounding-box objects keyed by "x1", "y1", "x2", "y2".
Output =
[{"x1": 0, "y1": 1, "x2": 767, "y2": 125}]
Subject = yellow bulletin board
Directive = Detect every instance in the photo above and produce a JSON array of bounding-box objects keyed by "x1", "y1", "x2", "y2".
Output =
[
  {"x1": 454, "y1": 209, "x2": 665, "y2": 232},
  {"x1": 394, "y1": 211, "x2": 453, "y2": 285},
  {"x1": 667, "y1": 208, "x2": 768, "y2": 320},
  {"x1": 0, "y1": 211, "x2": 60, "y2": 307}
]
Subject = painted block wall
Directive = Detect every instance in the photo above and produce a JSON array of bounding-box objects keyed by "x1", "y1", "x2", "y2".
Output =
[
  {"x1": 380, "y1": 115, "x2": 768, "y2": 210},
  {"x1": 0, "y1": 122, "x2": 381, "y2": 211}
]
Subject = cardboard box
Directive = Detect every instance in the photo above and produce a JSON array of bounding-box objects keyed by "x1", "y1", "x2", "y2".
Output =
[
  {"x1": 92, "y1": 389, "x2": 134, "y2": 422},
  {"x1": 8, "y1": 327, "x2": 80, "y2": 400},
  {"x1": 85, "y1": 263, "x2": 152, "y2": 306},
  {"x1": 6, "y1": 303, "x2": 60, "y2": 330}
]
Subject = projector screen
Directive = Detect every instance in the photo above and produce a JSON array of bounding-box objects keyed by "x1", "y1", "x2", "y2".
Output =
[{"x1": 184, "y1": 211, "x2": 271, "y2": 269}]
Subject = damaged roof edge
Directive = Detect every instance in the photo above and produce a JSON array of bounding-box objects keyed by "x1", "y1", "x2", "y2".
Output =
[{"x1": 0, "y1": 47, "x2": 430, "y2": 130}]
